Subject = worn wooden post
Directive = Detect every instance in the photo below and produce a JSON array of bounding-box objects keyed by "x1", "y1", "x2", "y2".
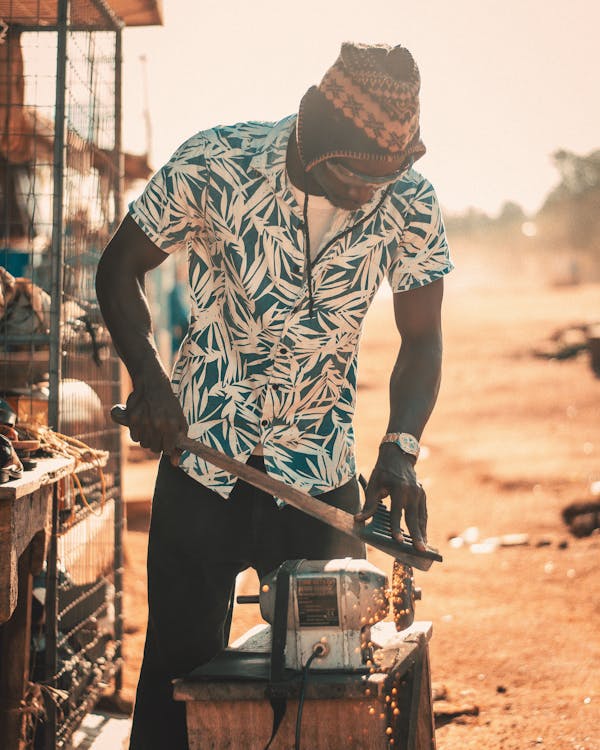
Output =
[{"x1": 0, "y1": 547, "x2": 33, "y2": 750}]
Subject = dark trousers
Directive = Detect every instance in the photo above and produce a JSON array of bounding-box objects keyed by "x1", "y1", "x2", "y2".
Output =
[{"x1": 129, "y1": 455, "x2": 365, "y2": 750}]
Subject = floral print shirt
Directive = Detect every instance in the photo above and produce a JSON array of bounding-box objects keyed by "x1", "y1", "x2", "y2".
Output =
[{"x1": 129, "y1": 115, "x2": 453, "y2": 498}]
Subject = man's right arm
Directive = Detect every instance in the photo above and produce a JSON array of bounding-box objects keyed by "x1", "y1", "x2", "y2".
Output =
[{"x1": 96, "y1": 214, "x2": 188, "y2": 457}]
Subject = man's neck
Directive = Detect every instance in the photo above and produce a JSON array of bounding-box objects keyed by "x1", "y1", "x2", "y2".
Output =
[{"x1": 285, "y1": 130, "x2": 325, "y2": 197}]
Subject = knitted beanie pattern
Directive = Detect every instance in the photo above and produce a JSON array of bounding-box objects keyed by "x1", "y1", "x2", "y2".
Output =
[{"x1": 297, "y1": 42, "x2": 426, "y2": 170}]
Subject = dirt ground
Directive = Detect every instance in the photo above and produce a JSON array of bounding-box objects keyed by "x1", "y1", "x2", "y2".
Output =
[{"x1": 120, "y1": 251, "x2": 600, "y2": 750}]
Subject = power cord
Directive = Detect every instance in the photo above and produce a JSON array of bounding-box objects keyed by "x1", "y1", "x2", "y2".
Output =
[{"x1": 295, "y1": 643, "x2": 326, "y2": 750}]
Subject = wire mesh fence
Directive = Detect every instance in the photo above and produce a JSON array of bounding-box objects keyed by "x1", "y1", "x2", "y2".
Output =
[{"x1": 0, "y1": 2, "x2": 123, "y2": 747}]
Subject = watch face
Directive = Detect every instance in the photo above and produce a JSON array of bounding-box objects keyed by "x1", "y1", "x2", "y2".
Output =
[
  {"x1": 381, "y1": 432, "x2": 420, "y2": 457},
  {"x1": 398, "y1": 434, "x2": 419, "y2": 456}
]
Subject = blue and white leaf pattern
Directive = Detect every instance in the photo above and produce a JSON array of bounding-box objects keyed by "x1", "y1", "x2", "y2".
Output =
[{"x1": 130, "y1": 115, "x2": 453, "y2": 498}]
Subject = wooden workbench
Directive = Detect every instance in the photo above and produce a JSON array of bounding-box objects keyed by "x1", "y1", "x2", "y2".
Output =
[
  {"x1": 0, "y1": 456, "x2": 75, "y2": 625},
  {"x1": 0, "y1": 455, "x2": 105, "y2": 750},
  {"x1": 175, "y1": 621, "x2": 436, "y2": 750}
]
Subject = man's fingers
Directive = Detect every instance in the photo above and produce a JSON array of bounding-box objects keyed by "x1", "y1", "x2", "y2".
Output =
[
  {"x1": 403, "y1": 491, "x2": 426, "y2": 551},
  {"x1": 357, "y1": 476, "x2": 427, "y2": 552},
  {"x1": 125, "y1": 392, "x2": 145, "y2": 444},
  {"x1": 354, "y1": 479, "x2": 388, "y2": 522},
  {"x1": 162, "y1": 432, "x2": 178, "y2": 457},
  {"x1": 128, "y1": 415, "x2": 142, "y2": 444},
  {"x1": 418, "y1": 485, "x2": 428, "y2": 544},
  {"x1": 122, "y1": 393, "x2": 187, "y2": 456},
  {"x1": 147, "y1": 431, "x2": 163, "y2": 454},
  {"x1": 162, "y1": 422, "x2": 184, "y2": 457},
  {"x1": 389, "y1": 487, "x2": 404, "y2": 541}
]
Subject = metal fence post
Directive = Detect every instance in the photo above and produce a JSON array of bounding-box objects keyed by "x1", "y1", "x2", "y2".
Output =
[
  {"x1": 44, "y1": 485, "x2": 60, "y2": 750},
  {"x1": 112, "y1": 24, "x2": 125, "y2": 692},
  {"x1": 48, "y1": 0, "x2": 70, "y2": 431}
]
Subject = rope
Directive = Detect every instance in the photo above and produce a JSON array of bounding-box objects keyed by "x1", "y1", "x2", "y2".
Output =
[{"x1": 17, "y1": 422, "x2": 108, "y2": 516}]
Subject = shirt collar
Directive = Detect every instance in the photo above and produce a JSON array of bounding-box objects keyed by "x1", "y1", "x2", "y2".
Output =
[{"x1": 250, "y1": 114, "x2": 296, "y2": 193}]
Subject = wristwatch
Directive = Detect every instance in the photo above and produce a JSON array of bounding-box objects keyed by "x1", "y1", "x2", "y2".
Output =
[{"x1": 380, "y1": 432, "x2": 420, "y2": 460}]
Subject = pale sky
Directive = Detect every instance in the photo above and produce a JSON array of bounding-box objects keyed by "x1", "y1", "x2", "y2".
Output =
[{"x1": 122, "y1": 0, "x2": 599, "y2": 216}]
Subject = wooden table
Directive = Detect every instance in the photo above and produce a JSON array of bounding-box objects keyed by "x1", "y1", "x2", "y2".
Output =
[
  {"x1": 0, "y1": 456, "x2": 76, "y2": 624},
  {"x1": 0, "y1": 456, "x2": 77, "y2": 750},
  {"x1": 175, "y1": 621, "x2": 436, "y2": 750}
]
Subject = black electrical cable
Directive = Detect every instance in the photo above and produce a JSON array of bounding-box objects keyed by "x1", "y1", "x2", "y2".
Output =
[{"x1": 295, "y1": 644, "x2": 326, "y2": 750}]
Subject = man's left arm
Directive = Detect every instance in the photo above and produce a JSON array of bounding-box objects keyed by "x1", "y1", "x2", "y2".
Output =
[{"x1": 355, "y1": 277, "x2": 444, "y2": 550}]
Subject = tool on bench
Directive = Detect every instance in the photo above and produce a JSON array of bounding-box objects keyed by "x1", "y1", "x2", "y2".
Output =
[
  {"x1": 245, "y1": 558, "x2": 392, "y2": 670},
  {"x1": 110, "y1": 404, "x2": 442, "y2": 572},
  {"x1": 183, "y1": 559, "x2": 434, "y2": 750}
]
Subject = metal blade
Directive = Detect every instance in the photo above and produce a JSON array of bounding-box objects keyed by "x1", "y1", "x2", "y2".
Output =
[{"x1": 110, "y1": 406, "x2": 442, "y2": 570}]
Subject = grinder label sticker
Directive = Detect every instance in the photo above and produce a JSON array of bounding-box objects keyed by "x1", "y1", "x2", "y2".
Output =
[{"x1": 297, "y1": 577, "x2": 339, "y2": 627}]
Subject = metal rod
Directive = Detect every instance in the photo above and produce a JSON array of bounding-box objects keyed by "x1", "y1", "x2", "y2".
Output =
[
  {"x1": 13, "y1": 24, "x2": 123, "y2": 32},
  {"x1": 48, "y1": 0, "x2": 70, "y2": 431},
  {"x1": 0, "y1": 334, "x2": 51, "y2": 345},
  {"x1": 44, "y1": 485, "x2": 60, "y2": 750},
  {"x1": 112, "y1": 25, "x2": 124, "y2": 693},
  {"x1": 113, "y1": 26, "x2": 124, "y2": 224},
  {"x1": 46, "y1": 8, "x2": 68, "y2": 741}
]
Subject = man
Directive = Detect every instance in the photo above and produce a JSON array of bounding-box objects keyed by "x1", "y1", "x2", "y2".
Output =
[{"x1": 96, "y1": 42, "x2": 452, "y2": 749}]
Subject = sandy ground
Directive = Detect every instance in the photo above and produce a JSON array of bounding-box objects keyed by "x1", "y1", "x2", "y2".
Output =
[{"x1": 120, "y1": 259, "x2": 600, "y2": 750}]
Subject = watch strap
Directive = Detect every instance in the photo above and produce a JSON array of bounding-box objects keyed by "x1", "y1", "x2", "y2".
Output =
[{"x1": 380, "y1": 432, "x2": 420, "y2": 459}]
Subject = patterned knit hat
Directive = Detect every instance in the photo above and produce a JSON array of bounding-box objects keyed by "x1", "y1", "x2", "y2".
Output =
[{"x1": 297, "y1": 42, "x2": 426, "y2": 171}]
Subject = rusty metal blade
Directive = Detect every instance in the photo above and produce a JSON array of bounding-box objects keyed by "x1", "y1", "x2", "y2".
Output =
[
  {"x1": 110, "y1": 406, "x2": 441, "y2": 569},
  {"x1": 176, "y1": 437, "x2": 441, "y2": 571}
]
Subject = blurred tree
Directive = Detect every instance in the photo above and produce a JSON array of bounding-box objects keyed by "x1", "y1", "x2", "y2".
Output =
[
  {"x1": 540, "y1": 149, "x2": 600, "y2": 249},
  {"x1": 544, "y1": 149, "x2": 600, "y2": 203},
  {"x1": 496, "y1": 200, "x2": 526, "y2": 225},
  {"x1": 445, "y1": 206, "x2": 493, "y2": 235}
]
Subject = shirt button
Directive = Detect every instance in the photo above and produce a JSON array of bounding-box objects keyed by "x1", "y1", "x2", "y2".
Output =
[
  {"x1": 261, "y1": 419, "x2": 269, "y2": 426},
  {"x1": 280, "y1": 348, "x2": 288, "y2": 355},
  {"x1": 272, "y1": 384, "x2": 280, "y2": 391},
  {"x1": 293, "y1": 265, "x2": 300, "y2": 273}
]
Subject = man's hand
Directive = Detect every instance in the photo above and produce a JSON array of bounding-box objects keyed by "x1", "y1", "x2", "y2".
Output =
[
  {"x1": 355, "y1": 442, "x2": 427, "y2": 551},
  {"x1": 125, "y1": 371, "x2": 188, "y2": 464}
]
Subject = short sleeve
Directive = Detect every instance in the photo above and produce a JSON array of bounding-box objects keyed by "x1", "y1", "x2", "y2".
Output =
[
  {"x1": 387, "y1": 177, "x2": 454, "y2": 292},
  {"x1": 128, "y1": 132, "x2": 209, "y2": 254}
]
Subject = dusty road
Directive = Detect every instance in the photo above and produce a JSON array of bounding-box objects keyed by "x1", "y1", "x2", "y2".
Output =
[{"x1": 121, "y1": 264, "x2": 600, "y2": 749}]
